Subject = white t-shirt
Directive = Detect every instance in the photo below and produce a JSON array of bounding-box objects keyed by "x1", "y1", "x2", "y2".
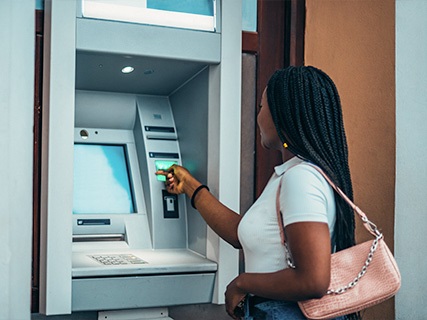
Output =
[{"x1": 237, "y1": 156, "x2": 336, "y2": 273}]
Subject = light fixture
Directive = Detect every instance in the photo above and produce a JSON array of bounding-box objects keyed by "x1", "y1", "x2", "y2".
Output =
[{"x1": 121, "y1": 66, "x2": 135, "y2": 74}]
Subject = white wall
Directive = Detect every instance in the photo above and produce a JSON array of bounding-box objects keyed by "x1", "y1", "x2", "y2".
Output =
[
  {"x1": 395, "y1": 1, "x2": 427, "y2": 319},
  {"x1": 0, "y1": 1, "x2": 35, "y2": 319}
]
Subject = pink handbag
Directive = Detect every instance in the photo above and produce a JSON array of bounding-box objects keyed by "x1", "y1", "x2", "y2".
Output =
[{"x1": 276, "y1": 164, "x2": 401, "y2": 320}]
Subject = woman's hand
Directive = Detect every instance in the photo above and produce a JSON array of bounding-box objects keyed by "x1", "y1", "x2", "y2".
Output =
[
  {"x1": 156, "y1": 164, "x2": 195, "y2": 195},
  {"x1": 156, "y1": 164, "x2": 243, "y2": 249},
  {"x1": 225, "y1": 275, "x2": 247, "y2": 319}
]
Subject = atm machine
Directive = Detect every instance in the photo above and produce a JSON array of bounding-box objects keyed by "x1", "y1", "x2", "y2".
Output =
[
  {"x1": 40, "y1": 0, "x2": 242, "y2": 317},
  {"x1": 71, "y1": 91, "x2": 217, "y2": 311}
]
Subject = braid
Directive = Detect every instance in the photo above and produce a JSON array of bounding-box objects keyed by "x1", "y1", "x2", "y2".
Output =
[
  {"x1": 267, "y1": 67, "x2": 360, "y2": 319},
  {"x1": 267, "y1": 66, "x2": 356, "y2": 252}
]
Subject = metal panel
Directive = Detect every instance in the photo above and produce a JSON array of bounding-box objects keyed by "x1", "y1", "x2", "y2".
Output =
[
  {"x1": 76, "y1": 18, "x2": 221, "y2": 63},
  {"x1": 72, "y1": 273, "x2": 216, "y2": 311}
]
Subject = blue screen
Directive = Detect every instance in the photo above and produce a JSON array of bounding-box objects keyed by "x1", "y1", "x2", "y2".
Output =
[
  {"x1": 73, "y1": 144, "x2": 135, "y2": 214},
  {"x1": 147, "y1": 0, "x2": 214, "y2": 16}
]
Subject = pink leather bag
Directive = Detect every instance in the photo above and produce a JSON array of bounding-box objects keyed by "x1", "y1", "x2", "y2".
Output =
[{"x1": 276, "y1": 164, "x2": 401, "y2": 320}]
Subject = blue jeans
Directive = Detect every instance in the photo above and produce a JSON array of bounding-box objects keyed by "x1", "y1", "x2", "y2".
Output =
[
  {"x1": 243, "y1": 297, "x2": 305, "y2": 320},
  {"x1": 243, "y1": 296, "x2": 346, "y2": 320}
]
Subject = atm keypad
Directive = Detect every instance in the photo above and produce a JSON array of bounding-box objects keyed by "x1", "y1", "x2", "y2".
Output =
[{"x1": 89, "y1": 254, "x2": 147, "y2": 265}]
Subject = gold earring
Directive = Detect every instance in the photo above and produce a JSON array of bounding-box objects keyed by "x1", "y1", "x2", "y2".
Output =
[{"x1": 283, "y1": 142, "x2": 288, "y2": 149}]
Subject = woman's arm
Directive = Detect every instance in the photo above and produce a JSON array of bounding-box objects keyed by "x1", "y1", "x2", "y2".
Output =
[
  {"x1": 225, "y1": 222, "x2": 331, "y2": 315},
  {"x1": 157, "y1": 165, "x2": 242, "y2": 248}
]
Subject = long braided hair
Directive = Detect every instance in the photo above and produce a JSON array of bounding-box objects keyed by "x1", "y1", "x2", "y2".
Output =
[
  {"x1": 267, "y1": 66, "x2": 356, "y2": 252},
  {"x1": 268, "y1": 66, "x2": 360, "y2": 320}
]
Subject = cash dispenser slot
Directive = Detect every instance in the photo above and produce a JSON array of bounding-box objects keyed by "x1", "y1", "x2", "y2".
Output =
[
  {"x1": 73, "y1": 219, "x2": 126, "y2": 242},
  {"x1": 77, "y1": 218, "x2": 111, "y2": 226},
  {"x1": 145, "y1": 125, "x2": 177, "y2": 140},
  {"x1": 149, "y1": 152, "x2": 179, "y2": 159},
  {"x1": 145, "y1": 126, "x2": 175, "y2": 133},
  {"x1": 73, "y1": 234, "x2": 125, "y2": 242}
]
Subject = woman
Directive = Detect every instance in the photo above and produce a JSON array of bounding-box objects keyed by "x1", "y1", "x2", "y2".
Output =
[{"x1": 157, "y1": 66, "x2": 357, "y2": 320}]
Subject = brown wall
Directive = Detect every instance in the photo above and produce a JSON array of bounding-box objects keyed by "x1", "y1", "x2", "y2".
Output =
[{"x1": 305, "y1": 1, "x2": 395, "y2": 319}]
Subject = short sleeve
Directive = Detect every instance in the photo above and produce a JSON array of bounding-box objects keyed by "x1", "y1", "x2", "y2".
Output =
[{"x1": 280, "y1": 165, "x2": 332, "y2": 227}]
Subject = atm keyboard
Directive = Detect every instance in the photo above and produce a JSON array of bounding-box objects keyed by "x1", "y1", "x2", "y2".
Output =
[{"x1": 89, "y1": 254, "x2": 147, "y2": 265}]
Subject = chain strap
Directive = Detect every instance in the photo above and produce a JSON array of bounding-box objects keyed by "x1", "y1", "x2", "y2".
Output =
[
  {"x1": 285, "y1": 229, "x2": 383, "y2": 295},
  {"x1": 326, "y1": 232, "x2": 383, "y2": 295},
  {"x1": 285, "y1": 243, "x2": 296, "y2": 269}
]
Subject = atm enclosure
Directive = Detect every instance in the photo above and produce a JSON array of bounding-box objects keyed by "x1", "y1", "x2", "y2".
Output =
[{"x1": 39, "y1": 0, "x2": 242, "y2": 315}]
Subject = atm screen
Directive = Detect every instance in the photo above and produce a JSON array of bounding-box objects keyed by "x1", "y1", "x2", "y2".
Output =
[{"x1": 73, "y1": 144, "x2": 135, "y2": 214}]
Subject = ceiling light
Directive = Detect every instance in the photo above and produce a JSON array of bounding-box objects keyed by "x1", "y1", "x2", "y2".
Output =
[{"x1": 121, "y1": 66, "x2": 135, "y2": 74}]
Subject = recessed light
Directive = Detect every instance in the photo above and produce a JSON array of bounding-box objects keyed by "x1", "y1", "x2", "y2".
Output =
[
  {"x1": 121, "y1": 66, "x2": 135, "y2": 74},
  {"x1": 143, "y1": 69, "x2": 154, "y2": 75}
]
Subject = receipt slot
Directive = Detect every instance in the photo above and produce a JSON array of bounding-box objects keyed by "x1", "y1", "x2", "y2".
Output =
[{"x1": 39, "y1": 0, "x2": 241, "y2": 316}]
